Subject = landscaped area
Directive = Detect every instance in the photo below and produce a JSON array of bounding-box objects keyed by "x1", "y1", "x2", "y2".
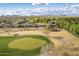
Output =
[
  {"x1": 0, "y1": 29, "x2": 79, "y2": 56},
  {"x1": 0, "y1": 35, "x2": 49, "y2": 56},
  {"x1": 8, "y1": 38, "x2": 47, "y2": 50}
]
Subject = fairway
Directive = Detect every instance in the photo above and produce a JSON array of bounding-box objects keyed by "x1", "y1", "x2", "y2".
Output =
[{"x1": 8, "y1": 38, "x2": 47, "y2": 50}]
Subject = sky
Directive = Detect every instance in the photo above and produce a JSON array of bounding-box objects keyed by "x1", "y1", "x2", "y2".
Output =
[{"x1": 0, "y1": 3, "x2": 79, "y2": 16}]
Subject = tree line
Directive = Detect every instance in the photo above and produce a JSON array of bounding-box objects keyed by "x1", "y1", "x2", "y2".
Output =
[{"x1": 0, "y1": 15, "x2": 79, "y2": 35}]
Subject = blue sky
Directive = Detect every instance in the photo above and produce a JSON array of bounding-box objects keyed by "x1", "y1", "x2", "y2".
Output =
[
  {"x1": 0, "y1": 3, "x2": 79, "y2": 16},
  {"x1": 0, "y1": 3, "x2": 67, "y2": 9}
]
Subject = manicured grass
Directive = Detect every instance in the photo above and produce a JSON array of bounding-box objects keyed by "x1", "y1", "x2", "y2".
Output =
[
  {"x1": 8, "y1": 38, "x2": 47, "y2": 50},
  {"x1": 0, "y1": 35, "x2": 49, "y2": 56}
]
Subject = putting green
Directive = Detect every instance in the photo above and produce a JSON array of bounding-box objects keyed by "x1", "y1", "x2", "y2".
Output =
[{"x1": 8, "y1": 38, "x2": 47, "y2": 50}]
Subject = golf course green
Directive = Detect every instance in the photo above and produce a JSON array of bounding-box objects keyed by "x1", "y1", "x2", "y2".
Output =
[
  {"x1": 0, "y1": 35, "x2": 49, "y2": 56},
  {"x1": 8, "y1": 38, "x2": 47, "y2": 50}
]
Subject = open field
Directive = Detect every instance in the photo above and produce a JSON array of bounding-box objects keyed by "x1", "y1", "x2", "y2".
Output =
[
  {"x1": 48, "y1": 29, "x2": 79, "y2": 48},
  {"x1": 0, "y1": 28, "x2": 45, "y2": 36},
  {"x1": 43, "y1": 29, "x2": 79, "y2": 56}
]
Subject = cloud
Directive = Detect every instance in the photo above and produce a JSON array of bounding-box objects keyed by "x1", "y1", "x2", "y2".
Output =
[
  {"x1": 32, "y1": 3, "x2": 48, "y2": 5},
  {"x1": 0, "y1": 9, "x2": 31, "y2": 15},
  {"x1": 0, "y1": 4, "x2": 79, "y2": 16},
  {"x1": 70, "y1": 4, "x2": 79, "y2": 7}
]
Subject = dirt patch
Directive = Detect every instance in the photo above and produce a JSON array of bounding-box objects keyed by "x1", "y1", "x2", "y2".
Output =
[
  {"x1": 53, "y1": 36, "x2": 64, "y2": 40},
  {"x1": 52, "y1": 28, "x2": 61, "y2": 32}
]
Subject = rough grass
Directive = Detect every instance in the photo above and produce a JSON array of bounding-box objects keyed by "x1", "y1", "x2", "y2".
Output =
[{"x1": 0, "y1": 35, "x2": 49, "y2": 56}]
